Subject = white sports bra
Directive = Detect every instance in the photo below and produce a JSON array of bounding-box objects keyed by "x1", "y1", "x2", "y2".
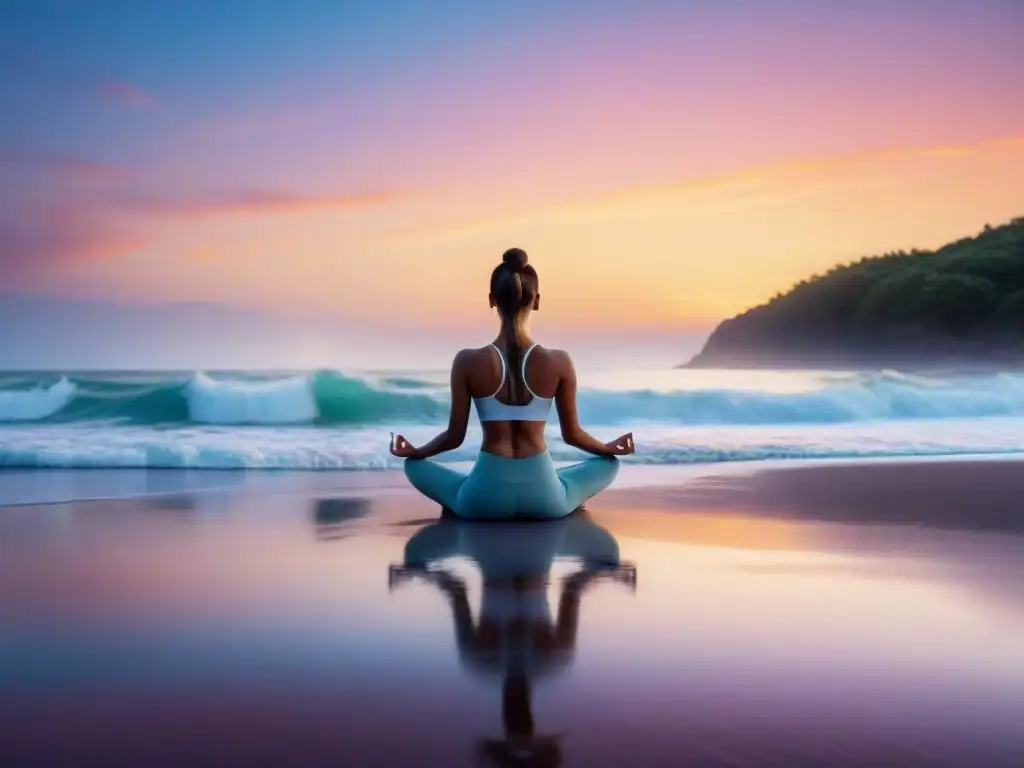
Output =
[{"x1": 473, "y1": 344, "x2": 554, "y2": 423}]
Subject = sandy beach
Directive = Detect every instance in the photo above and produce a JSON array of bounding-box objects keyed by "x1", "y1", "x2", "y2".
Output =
[{"x1": 3, "y1": 458, "x2": 1024, "y2": 767}]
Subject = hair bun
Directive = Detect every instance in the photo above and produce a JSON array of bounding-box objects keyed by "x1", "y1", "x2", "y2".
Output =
[{"x1": 502, "y1": 248, "x2": 529, "y2": 273}]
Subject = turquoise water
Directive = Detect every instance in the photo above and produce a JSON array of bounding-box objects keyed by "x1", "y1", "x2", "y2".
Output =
[{"x1": 2, "y1": 368, "x2": 1024, "y2": 468}]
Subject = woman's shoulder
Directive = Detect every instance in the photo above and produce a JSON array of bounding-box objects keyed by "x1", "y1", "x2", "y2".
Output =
[
  {"x1": 451, "y1": 344, "x2": 572, "y2": 366},
  {"x1": 528, "y1": 345, "x2": 573, "y2": 375},
  {"x1": 451, "y1": 346, "x2": 505, "y2": 371},
  {"x1": 452, "y1": 347, "x2": 489, "y2": 366},
  {"x1": 532, "y1": 345, "x2": 571, "y2": 361}
]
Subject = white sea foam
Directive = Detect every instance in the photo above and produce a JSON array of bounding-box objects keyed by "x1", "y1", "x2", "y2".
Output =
[
  {"x1": 6, "y1": 369, "x2": 1024, "y2": 426},
  {"x1": 1, "y1": 419, "x2": 1023, "y2": 470},
  {"x1": 0, "y1": 378, "x2": 77, "y2": 421},
  {"x1": 185, "y1": 372, "x2": 318, "y2": 425},
  {"x1": 3, "y1": 368, "x2": 1024, "y2": 470}
]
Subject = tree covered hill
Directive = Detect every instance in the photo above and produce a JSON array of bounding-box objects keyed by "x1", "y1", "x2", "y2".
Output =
[{"x1": 685, "y1": 217, "x2": 1024, "y2": 368}]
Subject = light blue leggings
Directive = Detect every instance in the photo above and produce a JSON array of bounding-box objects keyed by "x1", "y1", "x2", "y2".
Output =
[{"x1": 404, "y1": 450, "x2": 619, "y2": 520}]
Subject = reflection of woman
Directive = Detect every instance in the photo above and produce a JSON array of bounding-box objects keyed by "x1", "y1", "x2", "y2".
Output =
[
  {"x1": 389, "y1": 514, "x2": 636, "y2": 767},
  {"x1": 389, "y1": 248, "x2": 634, "y2": 521}
]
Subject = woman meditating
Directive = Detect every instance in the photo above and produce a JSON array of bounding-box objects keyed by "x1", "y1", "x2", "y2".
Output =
[{"x1": 389, "y1": 248, "x2": 634, "y2": 520}]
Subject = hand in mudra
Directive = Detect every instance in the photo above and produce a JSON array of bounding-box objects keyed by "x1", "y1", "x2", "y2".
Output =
[
  {"x1": 605, "y1": 432, "x2": 635, "y2": 456},
  {"x1": 390, "y1": 433, "x2": 418, "y2": 458}
]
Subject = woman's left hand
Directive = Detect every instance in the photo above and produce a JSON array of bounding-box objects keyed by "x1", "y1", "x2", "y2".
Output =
[
  {"x1": 604, "y1": 432, "x2": 635, "y2": 456},
  {"x1": 390, "y1": 433, "x2": 419, "y2": 458}
]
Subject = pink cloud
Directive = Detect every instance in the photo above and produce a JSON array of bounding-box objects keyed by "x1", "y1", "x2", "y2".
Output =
[
  {"x1": 57, "y1": 159, "x2": 126, "y2": 182},
  {"x1": 0, "y1": 180, "x2": 410, "y2": 291},
  {"x1": 97, "y1": 79, "x2": 157, "y2": 110},
  {"x1": 0, "y1": 201, "x2": 146, "y2": 289},
  {"x1": 0, "y1": 47, "x2": 158, "y2": 111},
  {"x1": 0, "y1": 151, "x2": 127, "y2": 182},
  {"x1": 119, "y1": 187, "x2": 413, "y2": 218}
]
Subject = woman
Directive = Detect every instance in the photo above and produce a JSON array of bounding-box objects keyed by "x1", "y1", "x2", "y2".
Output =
[{"x1": 390, "y1": 247, "x2": 634, "y2": 520}]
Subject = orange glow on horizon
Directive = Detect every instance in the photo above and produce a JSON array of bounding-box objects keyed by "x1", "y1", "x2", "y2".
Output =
[{"x1": 50, "y1": 134, "x2": 1024, "y2": 332}]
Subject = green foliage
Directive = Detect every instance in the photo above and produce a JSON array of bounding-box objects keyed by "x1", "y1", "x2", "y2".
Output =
[
  {"x1": 995, "y1": 290, "x2": 1024, "y2": 329},
  {"x1": 916, "y1": 273, "x2": 999, "y2": 334},
  {"x1": 939, "y1": 250, "x2": 1024, "y2": 284},
  {"x1": 855, "y1": 268, "x2": 932, "y2": 326},
  {"x1": 696, "y1": 218, "x2": 1024, "y2": 363}
]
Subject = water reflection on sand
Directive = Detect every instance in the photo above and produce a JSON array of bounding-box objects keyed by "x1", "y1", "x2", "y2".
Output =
[
  {"x1": 391, "y1": 514, "x2": 636, "y2": 767},
  {"x1": 1, "y1": 467, "x2": 1024, "y2": 766}
]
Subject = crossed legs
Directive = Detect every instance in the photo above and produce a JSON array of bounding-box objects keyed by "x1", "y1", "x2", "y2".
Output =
[{"x1": 404, "y1": 455, "x2": 619, "y2": 519}]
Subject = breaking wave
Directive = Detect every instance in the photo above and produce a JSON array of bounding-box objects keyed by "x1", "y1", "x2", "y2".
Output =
[{"x1": 3, "y1": 369, "x2": 1024, "y2": 427}]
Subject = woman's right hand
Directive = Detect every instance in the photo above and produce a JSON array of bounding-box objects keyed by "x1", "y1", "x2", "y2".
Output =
[
  {"x1": 390, "y1": 433, "x2": 419, "y2": 458},
  {"x1": 604, "y1": 432, "x2": 634, "y2": 456}
]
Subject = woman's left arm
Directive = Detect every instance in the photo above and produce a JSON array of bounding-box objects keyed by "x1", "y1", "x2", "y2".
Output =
[{"x1": 392, "y1": 351, "x2": 471, "y2": 460}]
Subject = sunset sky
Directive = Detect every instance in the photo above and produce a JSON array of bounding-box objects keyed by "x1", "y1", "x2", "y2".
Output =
[{"x1": 2, "y1": 0, "x2": 1023, "y2": 368}]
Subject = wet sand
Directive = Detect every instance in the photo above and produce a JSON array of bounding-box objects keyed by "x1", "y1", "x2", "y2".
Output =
[{"x1": 2, "y1": 458, "x2": 1024, "y2": 767}]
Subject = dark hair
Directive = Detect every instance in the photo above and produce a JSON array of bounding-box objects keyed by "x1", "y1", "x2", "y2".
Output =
[{"x1": 490, "y1": 248, "x2": 539, "y2": 404}]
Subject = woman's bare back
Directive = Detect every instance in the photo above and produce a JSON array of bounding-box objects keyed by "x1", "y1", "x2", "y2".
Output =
[
  {"x1": 388, "y1": 247, "x2": 633, "y2": 465},
  {"x1": 465, "y1": 343, "x2": 562, "y2": 459}
]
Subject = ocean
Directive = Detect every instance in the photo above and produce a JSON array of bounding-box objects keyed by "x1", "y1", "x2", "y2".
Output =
[{"x1": 2, "y1": 367, "x2": 1024, "y2": 470}]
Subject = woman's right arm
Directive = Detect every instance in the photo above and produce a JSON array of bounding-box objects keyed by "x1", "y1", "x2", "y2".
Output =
[{"x1": 554, "y1": 351, "x2": 633, "y2": 457}]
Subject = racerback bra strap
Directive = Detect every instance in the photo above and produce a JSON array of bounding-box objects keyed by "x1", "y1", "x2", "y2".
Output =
[
  {"x1": 489, "y1": 343, "x2": 507, "y2": 396},
  {"x1": 473, "y1": 343, "x2": 553, "y2": 423},
  {"x1": 520, "y1": 344, "x2": 539, "y2": 398}
]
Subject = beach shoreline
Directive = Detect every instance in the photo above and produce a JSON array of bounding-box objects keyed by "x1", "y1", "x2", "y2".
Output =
[
  {"x1": 4, "y1": 455, "x2": 1024, "y2": 766},
  {"x1": 5, "y1": 453, "x2": 1024, "y2": 516}
]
